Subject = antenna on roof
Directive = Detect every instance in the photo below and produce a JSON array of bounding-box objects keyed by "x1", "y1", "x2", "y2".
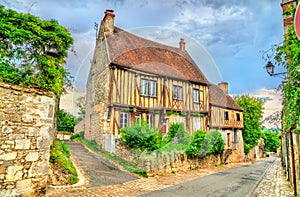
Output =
[{"x1": 94, "y1": 22, "x2": 98, "y2": 40}]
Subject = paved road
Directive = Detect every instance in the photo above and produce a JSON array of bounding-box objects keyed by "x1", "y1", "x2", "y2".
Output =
[
  {"x1": 141, "y1": 157, "x2": 276, "y2": 197},
  {"x1": 66, "y1": 141, "x2": 138, "y2": 188}
]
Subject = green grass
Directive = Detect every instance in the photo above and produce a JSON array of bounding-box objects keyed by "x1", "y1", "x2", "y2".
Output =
[{"x1": 50, "y1": 139, "x2": 78, "y2": 184}]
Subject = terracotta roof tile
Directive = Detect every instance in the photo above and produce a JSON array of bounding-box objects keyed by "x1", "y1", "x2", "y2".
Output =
[
  {"x1": 209, "y1": 84, "x2": 243, "y2": 111},
  {"x1": 105, "y1": 27, "x2": 208, "y2": 84}
]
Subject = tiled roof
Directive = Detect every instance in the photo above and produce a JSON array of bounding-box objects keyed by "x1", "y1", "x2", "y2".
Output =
[
  {"x1": 105, "y1": 27, "x2": 208, "y2": 84},
  {"x1": 209, "y1": 84, "x2": 243, "y2": 111}
]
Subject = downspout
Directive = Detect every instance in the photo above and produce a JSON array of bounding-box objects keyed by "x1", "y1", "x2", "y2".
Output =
[{"x1": 290, "y1": 130, "x2": 297, "y2": 196}]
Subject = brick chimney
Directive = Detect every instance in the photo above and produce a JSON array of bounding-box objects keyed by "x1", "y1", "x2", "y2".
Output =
[
  {"x1": 179, "y1": 38, "x2": 186, "y2": 51},
  {"x1": 281, "y1": 0, "x2": 297, "y2": 34},
  {"x1": 103, "y1": 9, "x2": 115, "y2": 35},
  {"x1": 218, "y1": 81, "x2": 228, "y2": 95}
]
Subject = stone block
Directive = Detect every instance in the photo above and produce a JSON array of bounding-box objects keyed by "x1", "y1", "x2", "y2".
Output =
[
  {"x1": 6, "y1": 140, "x2": 15, "y2": 145},
  {"x1": 15, "y1": 139, "x2": 30, "y2": 150},
  {"x1": 36, "y1": 137, "x2": 49, "y2": 149},
  {"x1": 1, "y1": 144, "x2": 10, "y2": 149},
  {"x1": 9, "y1": 134, "x2": 24, "y2": 140},
  {"x1": 2, "y1": 126, "x2": 12, "y2": 134},
  {"x1": 0, "y1": 152, "x2": 17, "y2": 161},
  {"x1": 0, "y1": 167, "x2": 6, "y2": 174},
  {"x1": 16, "y1": 179, "x2": 31, "y2": 194},
  {"x1": 22, "y1": 114, "x2": 33, "y2": 124},
  {"x1": 6, "y1": 165, "x2": 23, "y2": 182},
  {"x1": 25, "y1": 152, "x2": 39, "y2": 162},
  {"x1": 28, "y1": 162, "x2": 48, "y2": 177}
]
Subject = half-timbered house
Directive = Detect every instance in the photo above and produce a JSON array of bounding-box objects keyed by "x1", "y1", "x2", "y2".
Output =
[
  {"x1": 209, "y1": 82, "x2": 245, "y2": 161},
  {"x1": 85, "y1": 10, "x2": 210, "y2": 151}
]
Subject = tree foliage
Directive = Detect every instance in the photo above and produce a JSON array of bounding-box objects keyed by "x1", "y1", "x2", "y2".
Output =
[
  {"x1": 261, "y1": 130, "x2": 280, "y2": 152},
  {"x1": 76, "y1": 95, "x2": 86, "y2": 122},
  {"x1": 185, "y1": 130, "x2": 224, "y2": 158},
  {"x1": 234, "y1": 95, "x2": 263, "y2": 151},
  {"x1": 274, "y1": 5, "x2": 300, "y2": 133},
  {"x1": 0, "y1": 5, "x2": 73, "y2": 96},
  {"x1": 57, "y1": 109, "x2": 76, "y2": 132}
]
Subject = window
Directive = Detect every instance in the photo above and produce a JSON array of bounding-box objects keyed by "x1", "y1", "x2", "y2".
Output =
[
  {"x1": 140, "y1": 79, "x2": 157, "y2": 97},
  {"x1": 149, "y1": 81, "x2": 156, "y2": 97},
  {"x1": 120, "y1": 112, "x2": 128, "y2": 129},
  {"x1": 232, "y1": 129, "x2": 239, "y2": 143},
  {"x1": 224, "y1": 111, "x2": 229, "y2": 120},
  {"x1": 147, "y1": 114, "x2": 154, "y2": 127},
  {"x1": 140, "y1": 79, "x2": 148, "y2": 96},
  {"x1": 236, "y1": 113, "x2": 241, "y2": 121},
  {"x1": 173, "y1": 85, "x2": 183, "y2": 100},
  {"x1": 174, "y1": 117, "x2": 182, "y2": 123},
  {"x1": 193, "y1": 89, "x2": 199, "y2": 103}
]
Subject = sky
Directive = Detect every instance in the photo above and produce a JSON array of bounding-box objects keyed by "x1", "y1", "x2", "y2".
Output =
[{"x1": 0, "y1": 0, "x2": 286, "y2": 126}]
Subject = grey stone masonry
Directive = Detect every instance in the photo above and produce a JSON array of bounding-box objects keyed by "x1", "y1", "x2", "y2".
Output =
[{"x1": 0, "y1": 82, "x2": 56, "y2": 196}]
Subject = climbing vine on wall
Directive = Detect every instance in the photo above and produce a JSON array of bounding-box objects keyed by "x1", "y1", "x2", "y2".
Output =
[{"x1": 275, "y1": 5, "x2": 300, "y2": 133}]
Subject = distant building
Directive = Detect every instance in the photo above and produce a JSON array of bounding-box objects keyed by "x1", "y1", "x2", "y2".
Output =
[{"x1": 208, "y1": 82, "x2": 244, "y2": 162}]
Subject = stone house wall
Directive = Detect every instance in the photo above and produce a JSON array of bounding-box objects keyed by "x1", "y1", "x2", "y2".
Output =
[{"x1": 0, "y1": 83, "x2": 56, "y2": 196}]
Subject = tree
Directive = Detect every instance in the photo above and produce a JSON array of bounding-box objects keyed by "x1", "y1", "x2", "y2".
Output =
[
  {"x1": 0, "y1": 5, "x2": 73, "y2": 96},
  {"x1": 261, "y1": 130, "x2": 280, "y2": 152},
  {"x1": 57, "y1": 109, "x2": 76, "y2": 132},
  {"x1": 76, "y1": 95, "x2": 86, "y2": 122},
  {"x1": 234, "y1": 95, "x2": 263, "y2": 153}
]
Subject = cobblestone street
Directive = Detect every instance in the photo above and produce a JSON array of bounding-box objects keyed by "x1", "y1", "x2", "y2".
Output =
[{"x1": 252, "y1": 157, "x2": 294, "y2": 197}]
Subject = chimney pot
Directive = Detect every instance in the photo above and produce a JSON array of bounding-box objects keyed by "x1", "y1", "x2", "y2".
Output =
[
  {"x1": 179, "y1": 38, "x2": 186, "y2": 51},
  {"x1": 103, "y1": 9, "x2": 115, "y2": 35}
]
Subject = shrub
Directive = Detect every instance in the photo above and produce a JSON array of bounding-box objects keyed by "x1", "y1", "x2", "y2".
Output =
[
  {"x1": 120, "y1": 120, "x2": 163, "y2": 151},
  {"x1": 185, "y1": 130, "x2": 207, "y2": 158},
  {"x1": 166, "y1": 122, "x2": 191, "y2": 145},
  {"x1": 50, "y1": 139, "x2": 78, "y2": 179},
  {"x1": 185, "y1": 130, "x2": 224, "y2": 158},
  {"x1": 209, "y1": 131, "x2": 225, "y2": 155},
  {"x1": 244, "y1": 143, "x2": 250, "y2": 155}
]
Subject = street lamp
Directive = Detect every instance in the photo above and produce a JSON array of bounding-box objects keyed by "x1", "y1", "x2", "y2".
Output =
[{"x1": 265, "y1": 61, "x2": 287, "y2": 76}]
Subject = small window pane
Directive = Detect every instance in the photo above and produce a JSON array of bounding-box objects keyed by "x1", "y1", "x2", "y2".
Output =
[
  {"x1": 193, "y1": 89, "x2": 199, "y2": 103},
  {"x1": 149, "y1": 81, "x2": 157, "y2": 97},
  {"x1": 140, "y1": 79, "x2": 148, "y2": 96},
  {"x1": 120, "y1": 112, "x2": 128, "y2": 129}
]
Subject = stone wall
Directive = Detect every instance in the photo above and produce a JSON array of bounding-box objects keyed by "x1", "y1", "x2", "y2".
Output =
[
  {"x1": 115, "y1": 143, "x2": 222, "y2": 175},
  {"x1": 0, "y1": 83, "x2": 56, "y2": 196}
]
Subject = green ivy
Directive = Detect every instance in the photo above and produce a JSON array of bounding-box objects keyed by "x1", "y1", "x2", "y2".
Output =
[
  {"x1": 0, "y1": 5, "x2": 73, "y2": 96},
  {"x1": 274, "y1": 6, "x2": 300, "y2": 133}
]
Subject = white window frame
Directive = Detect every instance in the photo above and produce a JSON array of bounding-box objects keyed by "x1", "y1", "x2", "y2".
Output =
[
  {"x1": 193, "y1": 89, "x2": 199, "y2": 103},
  {"x1": 149, "y1": 80, "x2": 157, "y2": 97},
  {"x1": 140, "y1": 79, "x2": 157, "y2": 97},
  {"x1": 120, "y1": 112, "x2": 128, "y2": 129},
  {"x1": 173, "y1": 85, "x2": 183, "y2": 100},
  {"x1": 140, "y1": 79, "x2": 148, "y2": 96},
  {"x1": 147, "y1": 114, "x2": 154, "y2": 127}
]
